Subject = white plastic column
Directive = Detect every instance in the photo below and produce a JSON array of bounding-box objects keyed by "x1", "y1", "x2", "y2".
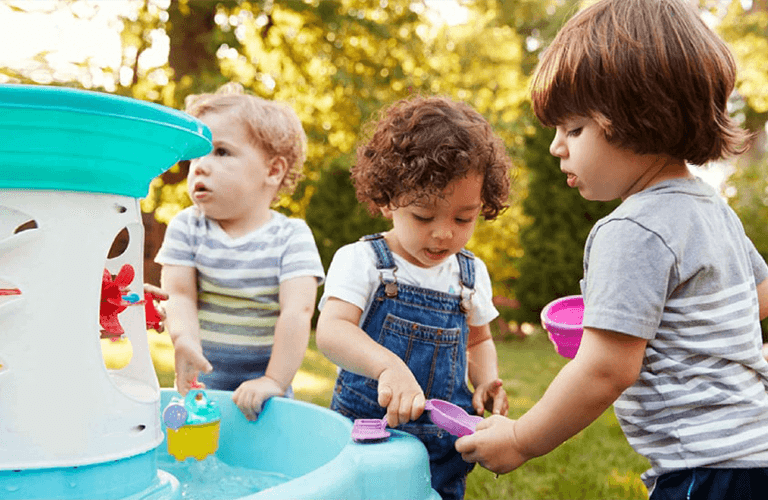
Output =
[{"x1": 0, "y1": 190, "x2": 162, "y2": 469}]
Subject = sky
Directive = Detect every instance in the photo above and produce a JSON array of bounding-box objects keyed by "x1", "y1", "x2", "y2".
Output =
[{"x1": 0, "y1": 2, "x2": 125, "y2": 77}]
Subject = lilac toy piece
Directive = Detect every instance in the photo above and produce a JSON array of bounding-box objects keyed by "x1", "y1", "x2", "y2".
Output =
[
  {"x1": 351, "y1": 417, "x2": 390, "y2": 442},
  {"x1": 541, "y1": 295, "x2": 584, "y2": 359},
  {"x1": 424, "y1": 400, "x2": 482, "y2": 438}
]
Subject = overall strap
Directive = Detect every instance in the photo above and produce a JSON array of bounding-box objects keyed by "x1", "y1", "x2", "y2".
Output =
[
  {"x1": 457, "y1": 249, "x2": 475, "y2": 289},
  {"x1": 361, "y1": 233, "x2": 399, "y2": 297},
  {"x1": 360, "y1": 233, "x2": 396, "y2": 270},
  {"x1": 457, "y1": 249, "x2": 475, "y2": 314}
]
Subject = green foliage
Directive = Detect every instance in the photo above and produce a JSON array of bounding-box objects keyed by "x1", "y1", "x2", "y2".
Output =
[
  {"x1": 304, "y1": 158, "x2": 390, "y2": 270},
  {"x1": 513, "y1": 123, "x2": 619, "y2": 323},
  {"x1": 5, "y1": 0, "x2": 768, "y2": 328},
  {"x1": 717, "y1": 0, "x2": 768, "y2": 119}
]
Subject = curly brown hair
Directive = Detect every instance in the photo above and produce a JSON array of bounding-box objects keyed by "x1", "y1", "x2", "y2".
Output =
[{"x1": 352, "y1": 95, "x2": 512, "y2": 220}]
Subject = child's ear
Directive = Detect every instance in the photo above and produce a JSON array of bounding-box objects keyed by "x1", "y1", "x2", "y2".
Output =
[
  {"x1": 380, "y1": 205, "x2": 394, "y2": 219},
  {"x1": 266, "y1": 156, "x2": 288, "y2": 186}
]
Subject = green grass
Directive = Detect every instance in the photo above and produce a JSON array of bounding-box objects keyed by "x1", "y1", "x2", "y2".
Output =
[
  {"x1": 102, "y1": 329, "x2": 650, "y2": 499},
  {"x1": 464, "y1": 334, "x2": 650, "y2": 500}
]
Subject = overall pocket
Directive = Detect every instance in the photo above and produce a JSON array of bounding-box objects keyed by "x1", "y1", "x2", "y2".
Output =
[{"x1": 368, "y1": 312, "x2": 462, "y2": 400}]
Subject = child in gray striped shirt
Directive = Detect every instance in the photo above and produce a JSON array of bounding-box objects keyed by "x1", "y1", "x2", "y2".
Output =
[
  {"x1": 156, "y1": 83, "x2": 324, "y2": 421},
  {"x1": 456, "y1": 1, "x2": 768, "y2": 498}
]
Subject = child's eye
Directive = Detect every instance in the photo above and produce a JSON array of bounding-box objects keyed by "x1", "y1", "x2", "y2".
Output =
[
  {"x1": 455, "y1": 218, "x2": 473, "y2": 224},
  {"x1": 567, "y1": 127, "x2": 583, "y2": 137},
  {"x1": 214, "y1": 147, "x2": 230, "y2": 156},
  {"x1": 413, "y1": 214, "x2": 433, "y2": 223}
]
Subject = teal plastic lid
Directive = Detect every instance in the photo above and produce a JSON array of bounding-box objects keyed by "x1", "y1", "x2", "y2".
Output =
[
  {"x1": 183, "y1": 390, "x2": 221, "y2": 426},
  {"x1": 163, "y1": 390, "x2": 221, "y2": 429},
  {"x1": 0, "y1": 84, "x2": 212, "y2": 197}
]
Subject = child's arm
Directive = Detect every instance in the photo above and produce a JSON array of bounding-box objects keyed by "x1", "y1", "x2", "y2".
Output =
[
  {"x1": 316, "y1": 297, "x2": 426, "y2": 427},
  {"x1": 456, "y1": 327, "x2": 646, "y2": 474},
  {"x1": 160, "y1": 264, "x2": 213, "y2": 395},
  {"x1": 467, "y1": 324, "x2": 509, "y2": 416},
  {"x1": 756, "y1": 278, "x2": 768, "y2": 361},
  {"x1": 758, "y1": 278, "x2": 768, "y2": 321},
  {"x1": 232, "y1": 276, "x2": 318, "y2": 420}
]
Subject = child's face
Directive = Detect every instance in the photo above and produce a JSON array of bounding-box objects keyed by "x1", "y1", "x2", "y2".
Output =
[
  {"x1": 381, "y1": 173, "x2": 483, "y2": 268},
  {"x1": 187, "y1": 109, "x2": 276, "y2": 233},
  {"x1": 550, "y1": 116, "x2": 665, "y2": 201}
]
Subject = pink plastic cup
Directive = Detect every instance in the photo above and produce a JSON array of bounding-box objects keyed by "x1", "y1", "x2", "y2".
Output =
[{"x1": 541, "y1": 295, "x2": 584, "y2": 359}]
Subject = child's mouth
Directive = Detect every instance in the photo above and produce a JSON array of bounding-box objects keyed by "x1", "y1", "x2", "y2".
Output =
[
  {"x1": 425, "y1": 248, "x2": 448, "y2": 260},
  {"x1": 193, "y1": 182, "x2": 211, "y2": 198}
]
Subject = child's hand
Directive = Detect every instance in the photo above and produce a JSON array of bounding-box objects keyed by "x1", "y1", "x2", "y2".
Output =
[
  {"x1": 143, "y1": 284, "x2": 168, "y2": 332},
  {"x1": 173, "y1": 336, "x2": 213, "y2": 396},
  {"x1": 377, "y1": 365, "x2": 426, "y2": 427},
  {"x1": 143, "y1": 283, "x2": 168, "y2": 301},
  {"x1": 455, "y1": 415, "x2": 530, "y2": 475},
  {"x1": 232, "y1": 376, "x2": 284, "y2": 421},
  {"x1": 472, "y1": 378, "x2": 509, "y2": 417}
]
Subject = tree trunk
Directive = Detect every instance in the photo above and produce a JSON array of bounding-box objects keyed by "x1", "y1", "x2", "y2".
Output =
[{"x1": 143, "y1": 0, "x2": 233, "y2": 284}]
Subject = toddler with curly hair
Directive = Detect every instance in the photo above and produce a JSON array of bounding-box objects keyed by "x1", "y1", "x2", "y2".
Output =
[{"x1": 316, "y1": 95, "x2": 512, "y2": 500}]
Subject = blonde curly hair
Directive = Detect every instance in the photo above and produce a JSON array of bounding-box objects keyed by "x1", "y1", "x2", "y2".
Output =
[{"x1": 185, "y1": 82, "x2": 307, "y2": 198}]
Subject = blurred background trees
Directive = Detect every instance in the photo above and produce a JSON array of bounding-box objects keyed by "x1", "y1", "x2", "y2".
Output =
[{"x1": 2, "y1": 0, "x2": 767, "y2": 331}]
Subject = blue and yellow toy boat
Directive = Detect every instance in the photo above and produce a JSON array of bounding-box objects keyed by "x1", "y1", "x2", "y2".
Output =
[{"x1": 163, "y1": 389, "x2": 222, "y2": 461}]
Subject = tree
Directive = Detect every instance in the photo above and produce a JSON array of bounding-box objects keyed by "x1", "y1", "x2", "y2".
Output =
[
  {"x1": 124, "y1": 0, "x2": 536, "y2": 288},
  {"x1": 512, "y1": 123, "x2": 619, "y2": 323}
]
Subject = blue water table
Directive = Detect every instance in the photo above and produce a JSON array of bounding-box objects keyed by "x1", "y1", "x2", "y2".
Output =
[{"x1": 0, "y1": 84, "x2": 440, "y2": 500}]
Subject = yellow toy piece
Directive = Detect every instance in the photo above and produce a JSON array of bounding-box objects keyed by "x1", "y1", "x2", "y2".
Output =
[{"x1": 166, "y1": 420, "x2": 221, "y2": 461}]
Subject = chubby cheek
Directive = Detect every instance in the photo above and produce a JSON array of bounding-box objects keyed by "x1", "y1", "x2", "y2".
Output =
[{"x1": 580, "y1": 178, "x2": 617, "y2": 202}]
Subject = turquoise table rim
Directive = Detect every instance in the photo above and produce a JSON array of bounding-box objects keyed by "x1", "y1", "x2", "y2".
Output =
[{"x1": 0, "y1": 84, "x2": 212, "y2": 198}]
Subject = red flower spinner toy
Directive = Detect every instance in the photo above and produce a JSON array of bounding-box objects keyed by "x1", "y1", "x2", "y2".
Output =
[{"x1": 99, "y1": 264, "x2": 165, "y2": 339}]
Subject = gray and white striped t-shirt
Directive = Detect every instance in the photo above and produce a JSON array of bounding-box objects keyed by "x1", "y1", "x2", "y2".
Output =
[
  {"x1": 155, "y1": 207, "x2": 325, "y2": 349},
  {"x1": 581, "y1": 177, "x2": 768, "y2": 493}
]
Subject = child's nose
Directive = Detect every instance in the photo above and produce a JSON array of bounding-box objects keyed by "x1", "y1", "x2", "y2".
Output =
[
  {"x1": 550, "y1": 132, "x2": 567, "y2": 158},
  {"x1": 191, "y1": 158, "x2": 210, "y2": 175},
  {"x1": 432, "y1": 227, "x2": 453, "y2": 240}
]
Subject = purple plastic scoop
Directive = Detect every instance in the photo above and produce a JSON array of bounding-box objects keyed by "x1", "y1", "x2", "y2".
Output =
[
  {"x1": 351, "y1": 399, "x2": 483, "y2": 442},
  {"x1": 425, "y1": 400, "x2": 483, "y2": 437},
  {"x1": 351, "y1": 417, "x2": 390, "y2": 442}
]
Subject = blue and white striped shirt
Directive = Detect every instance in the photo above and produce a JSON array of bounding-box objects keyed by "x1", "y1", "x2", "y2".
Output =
[
  {"x1": 156, "y1": 207, "x2": 325, "y2": 349},
  {"x1": 582, "y1": 177, "x2": 768, "y2": 494}
]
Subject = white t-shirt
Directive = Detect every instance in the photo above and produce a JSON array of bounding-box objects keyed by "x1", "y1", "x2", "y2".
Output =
[{"x1": 319, "y1": 239, "x2": 498, "y2": 327}]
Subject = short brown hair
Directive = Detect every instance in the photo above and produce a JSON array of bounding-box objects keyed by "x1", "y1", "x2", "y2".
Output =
[
  {"x1": 352, "y1": 95, "x2": 512, "y2": 220},
  {"x1": 531, "y1": 0, "x2": 750, "y2": 165},
  {"x1": 185, "y1": 82, "x2": 307, "y2": 196}
]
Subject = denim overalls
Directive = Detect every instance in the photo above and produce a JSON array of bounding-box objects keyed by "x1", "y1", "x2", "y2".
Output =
[{"x1": 331, "y1": 234, "x2": 477, "y2": 500}]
